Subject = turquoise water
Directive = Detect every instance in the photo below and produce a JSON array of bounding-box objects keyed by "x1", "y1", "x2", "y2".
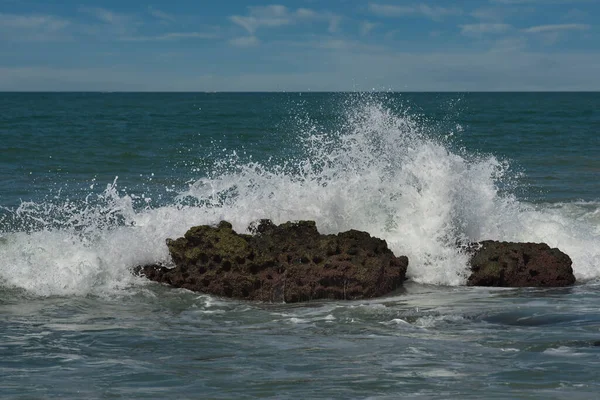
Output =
[{"x1": 1, "y1": 93, "x2": 599, "y2": 398}]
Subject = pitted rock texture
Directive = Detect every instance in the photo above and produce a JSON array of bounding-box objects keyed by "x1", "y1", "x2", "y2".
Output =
[
  {"x1": 138, "y1": 220, "x2": 408, "y2": 302},
  {"x1": 467, "y1": 240, "x2": 575, "y2": 287}
]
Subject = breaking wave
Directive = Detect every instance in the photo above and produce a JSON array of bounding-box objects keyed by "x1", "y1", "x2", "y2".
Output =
[{"x1": 1, "y1": 97, "x2": 599, "y2": 296}]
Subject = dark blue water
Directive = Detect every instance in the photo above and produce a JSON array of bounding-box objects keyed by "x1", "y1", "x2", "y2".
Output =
[
  {"x1": 1, "y1": 93, "x2": 599, "y2": 399},
  {"x1": 1, "y1": 93, "x2": 598, "y2": 209}
]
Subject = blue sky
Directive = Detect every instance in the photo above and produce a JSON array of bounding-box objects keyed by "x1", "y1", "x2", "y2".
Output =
[{"x1": 1, "y1": 0, "x2": 598, "y2": 91}]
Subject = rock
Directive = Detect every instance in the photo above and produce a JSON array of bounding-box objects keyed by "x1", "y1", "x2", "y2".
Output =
[
  {"x1": 138, "y1": 220, "x2": 408, "y2": 302},
  {"x1": 467, "y1": 241, "x2": 575, "y2": 287}
]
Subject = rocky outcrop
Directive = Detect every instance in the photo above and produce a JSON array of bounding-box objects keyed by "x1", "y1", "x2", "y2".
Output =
[
  {"x1": 467, "y1": 241, "x2": 575, "y2": 287},
  {"x1": 138, "y1": 220, "x2": 408, "y2": 302}
]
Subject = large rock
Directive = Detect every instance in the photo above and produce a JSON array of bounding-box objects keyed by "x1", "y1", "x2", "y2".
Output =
[
  {"x1": 138, "y1": 220, "x2": 408, "y2": 302},
  {"x1": 467, "y1": 241, "x2": 575, "y2": 287}
]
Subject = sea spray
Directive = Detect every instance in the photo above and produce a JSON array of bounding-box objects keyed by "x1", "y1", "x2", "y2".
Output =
[
  {"x1": 1, "y1": 95, "x2": 599, "y2": 296},
  {"x1": 178, "y1": 98, "x2": 511, "y2": 284}
]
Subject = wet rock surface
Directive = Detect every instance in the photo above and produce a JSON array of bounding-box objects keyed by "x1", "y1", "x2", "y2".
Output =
[
  {"x1": 138, "y1": 220, "x2": 408, "y2": 302},
  {"x1": 467, "y1": 240, "x2": 575, "y2": 287}
]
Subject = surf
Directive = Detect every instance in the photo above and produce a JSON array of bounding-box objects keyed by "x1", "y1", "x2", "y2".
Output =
[{"x1": 1, "y1": 95, "x2": 599, "y2": 296}]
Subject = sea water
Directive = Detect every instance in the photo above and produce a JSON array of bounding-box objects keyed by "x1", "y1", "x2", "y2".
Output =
[{"x1": 1, "y1": 92, "x2": 599, "y2": 398}]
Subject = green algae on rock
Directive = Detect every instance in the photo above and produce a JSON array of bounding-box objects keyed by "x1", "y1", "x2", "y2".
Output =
[{"x1": 139, "y1": 220, "x2": 408, "y2": 302}]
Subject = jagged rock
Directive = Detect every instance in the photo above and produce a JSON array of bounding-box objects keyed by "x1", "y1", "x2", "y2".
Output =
[
  {"x1": 467, "y1": 241, "x2": 575, "y2": 287},
  {"x1": 138, "y1": 220, "x2": 408, "y2": 302}
]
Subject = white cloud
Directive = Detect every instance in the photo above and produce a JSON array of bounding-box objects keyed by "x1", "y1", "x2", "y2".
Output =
[
  {"x1": 147, "y1": 6, "x2": 175, "y2": 23},
  {"x1": 470, "y1": 6, "x2": 527, "y2": 21},
  {"x1": 328, "y1": 15, "x2": 341, "y2": 33},
  {"x1": 368, "y1": 3, "x2": 462, "y2": 20},
  {"x1": 0, "y1": 12, "x2": 70, "y2": 41},
  {"x1": 460, "y1": 23, "x2": 512, "y2": 35},
  {"x1": 121, "y1": 31, "x2": 218, "y2": 41},
  {"x1": 230, "y1": 5, "x2": 341, "y2": 35},
  {"x1": 0, "y1": 13, "x2": 68, "y2": 30},
  {"x1": 471, "y1": 8, "x2": 500, "y2": 20},
  {"x1": 229, "y1": 35, "x2": 260, "y2": 47},
  {"x1": 81, "y1": 7, "x2": 129, "y2": 26},
  {"x1": 79, "y1": 7, "x2": 137, "y2": 36},
  {"x1": 229, "y1": 5, "x2": 294, "y2": 34},
  {"x1": 360, "y1": 21, "x2": 377, "y2": 36},
  {"x1": 296, "y1": 8, "x2": 317, "y2": 18},
  {"x1": 368, "y1": 4, "x2": 414, "y2": 16},
  {"x1": 470, "y1": 4, "x2": 538, "y2": 22},
  {"x1": 523, "y1": 23, "x2": 590, "y2": 33}
]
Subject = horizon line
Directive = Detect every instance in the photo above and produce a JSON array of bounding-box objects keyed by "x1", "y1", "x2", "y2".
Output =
[{"x1": 2, "y1": 90, "x2": 600, "y2": 94}]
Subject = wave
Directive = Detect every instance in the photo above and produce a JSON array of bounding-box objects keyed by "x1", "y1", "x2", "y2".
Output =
[{"x1": 1, "y1": 96, "x2": 599, "y2": 296}]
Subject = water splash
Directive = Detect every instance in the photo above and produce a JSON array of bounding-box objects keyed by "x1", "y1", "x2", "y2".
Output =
[
  {"x1": 1, "y1": 95, "x2": 599, "y2": 296},
  {"x1": 178, "y1": 98, "x2": 513, "y2": 284}
]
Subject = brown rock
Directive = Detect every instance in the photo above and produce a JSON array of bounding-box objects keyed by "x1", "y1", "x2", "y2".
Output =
[
  {"x1": 138, "y1": 220, "x2": 408, "y2": 302},
  {"x1": 467, "y1": 240, "x2": 575, "y2": 287}
]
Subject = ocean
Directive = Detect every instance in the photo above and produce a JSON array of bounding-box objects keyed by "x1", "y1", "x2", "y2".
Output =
[{"x1": 1, "y1": 92, "x2": 599, "y2": 399}]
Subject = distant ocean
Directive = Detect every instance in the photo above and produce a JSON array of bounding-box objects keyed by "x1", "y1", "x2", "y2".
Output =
[{"x1": 1, "y1": 92, "x2": 599, "y2": 399}]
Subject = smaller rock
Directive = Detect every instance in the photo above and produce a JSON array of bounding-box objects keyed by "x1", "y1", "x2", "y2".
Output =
[{"x1": 467, "y1": 241, "x2": 575, "y2": 287}]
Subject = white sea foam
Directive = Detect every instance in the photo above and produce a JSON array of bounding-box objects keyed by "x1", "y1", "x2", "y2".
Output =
[
  {"x1": 543, "y1": 346, "x2": 585, "y2": 357},
  {"x1": 1, "y1": 98, "x2": 599, "y2": 296}
]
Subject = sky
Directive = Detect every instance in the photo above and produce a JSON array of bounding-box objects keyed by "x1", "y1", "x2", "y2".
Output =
[{"x1": 0, "y1": 0, "x2": 599, "y2": 91}]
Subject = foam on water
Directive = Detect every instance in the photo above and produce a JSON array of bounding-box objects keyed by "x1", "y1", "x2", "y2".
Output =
[{"x1": 1, "y1": 97, "x2": 599, "y2": 296}]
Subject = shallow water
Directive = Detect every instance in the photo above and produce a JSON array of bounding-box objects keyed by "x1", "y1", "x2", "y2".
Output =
[{"x1": 3, "y1": 283, "x2": 600, "y2": 399}]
